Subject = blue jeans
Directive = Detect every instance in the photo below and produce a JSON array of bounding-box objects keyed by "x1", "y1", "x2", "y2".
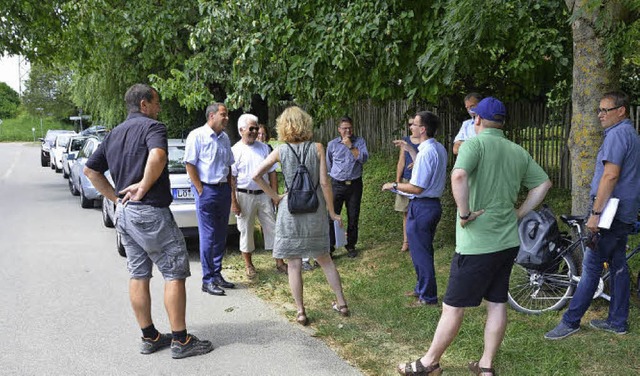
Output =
[
  {"x1": 193, "y1": 183, "x2": 231, "y2": 284},
  {"x1": 406, "y1": 197, "x2": 442, "y2": 304},
  {"x1": 562, "y1": 219, "x2": 633, "y2": 330}
]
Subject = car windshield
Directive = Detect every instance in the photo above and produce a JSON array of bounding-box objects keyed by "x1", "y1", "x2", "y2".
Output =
[
  {"x1": 70, "y1": 138, "x2": 86, "y2": 151},
  {"x1": 168, "y1": 146, "x2": 186, "y2": 174},
  {"x1": 57, "y1": 135, "x2": 71, "y2": 147}
]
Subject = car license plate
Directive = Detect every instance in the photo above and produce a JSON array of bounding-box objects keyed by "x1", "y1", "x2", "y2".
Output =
[{"x1": 173, "y1": 188, "x2": 194, "y2": 199}]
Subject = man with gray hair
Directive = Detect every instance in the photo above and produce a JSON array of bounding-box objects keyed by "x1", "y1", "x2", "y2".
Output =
[
  {"x1": 231, "y1": 114, "x2": 286, "y2": 278},
  {"x1": 84, "y1": 83, "x2": 213, "y2": 359},
  {"x1": 184, "y1": 102, "x2": 236, "y2": 296}
]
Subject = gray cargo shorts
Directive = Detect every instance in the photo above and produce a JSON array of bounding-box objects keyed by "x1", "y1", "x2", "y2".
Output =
[{"x1": 115, "y1": 202, "x2": 191, "y2": 280}]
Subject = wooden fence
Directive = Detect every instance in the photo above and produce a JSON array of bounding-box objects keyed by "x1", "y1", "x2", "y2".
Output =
[{"x1": 269, "y1": 101, "x2": 640, "y2": 190}]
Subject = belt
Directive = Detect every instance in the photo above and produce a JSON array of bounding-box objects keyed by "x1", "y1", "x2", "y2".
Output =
[
  {"x1": 412, "y1": 196, "x2": 440, "y2": 201},
  {"x1": 333, "y1": 177, "x2": 362, "y2": 186},
  {"x1": 237, "y1": 188, "x2": 264, "y2": 195},
  {"x1": 202, "y1": 181, "x2": 227, "y2": 187}
]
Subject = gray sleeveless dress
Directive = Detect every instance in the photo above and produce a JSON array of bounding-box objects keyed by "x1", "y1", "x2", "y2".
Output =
[{"x1": 273, "y1": 142, "x2": 330, "y2": 259}]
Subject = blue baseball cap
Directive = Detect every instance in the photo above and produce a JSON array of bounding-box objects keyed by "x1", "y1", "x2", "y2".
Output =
[{"x1": 472, "y1": 97, "x2": 506, "y2": 123}]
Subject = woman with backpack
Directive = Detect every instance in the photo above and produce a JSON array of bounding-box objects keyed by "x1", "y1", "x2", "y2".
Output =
[{"x1": 252, "y1": 106, "x2": 349, "y2": 326}]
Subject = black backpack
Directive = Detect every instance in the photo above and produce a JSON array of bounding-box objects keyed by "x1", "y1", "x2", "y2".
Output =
[
  {"x1": 284, "y1": 142, "x2": 319, "y2": 214},
  {"x1": 515, "y1": 205, "x2": 562, "y2": 269}
]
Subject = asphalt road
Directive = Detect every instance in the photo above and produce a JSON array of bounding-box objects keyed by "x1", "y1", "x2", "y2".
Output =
[{"x1": 0, "y1": 142, "x2": 362, "y2": 376}]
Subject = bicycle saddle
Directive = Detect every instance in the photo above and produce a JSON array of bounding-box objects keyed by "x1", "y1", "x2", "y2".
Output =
[{"x1": 560, "y1": 214, "x2": 585, "y2": 226}]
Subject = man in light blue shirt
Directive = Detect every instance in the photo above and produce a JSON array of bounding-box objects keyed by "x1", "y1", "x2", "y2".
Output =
[
  {"x1": 326, "y1": 116, "x2": 369, "y2": 258},
  {"x1": 184, "y1": 102, "x2": 236, "y2": 296},
  {"x1": 546, "y1": 91, "x2": 640, "y2": 339},
  {"x1": 453, "y1": 93, "x2": 482, "y2": 155},
  {"x1": 383, "y1": 111, "x2": 447, "y2": 306}
]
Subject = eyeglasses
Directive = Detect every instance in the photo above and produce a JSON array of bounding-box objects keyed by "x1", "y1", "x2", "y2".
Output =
[
  {"x1": 596, "y1": 105, "x2": 622, "y2": 115},
  {"x1": 248, "y1": 126, "x2": 259, "y2": 132}
]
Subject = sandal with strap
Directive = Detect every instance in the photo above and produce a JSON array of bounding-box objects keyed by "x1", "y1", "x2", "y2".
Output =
[
  {"x1": 296, "y1": 311, "x2": 309, "y2": 326},
  {"x1": 397, "y1": 359, "x2": 442, "y2": 375},
  {"x1": 332, "y1": 301, "x2": 350, "y2": 317},
  {"x1": 468, "y1": 361, "x2": 496, "y2": 376}
]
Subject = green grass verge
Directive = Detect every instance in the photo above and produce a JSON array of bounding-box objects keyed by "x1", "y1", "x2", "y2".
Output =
[
  {"x1": 221, "y1": 153, "x2": 640, "y2": 376},
  {"x1": 0, "y1": 110, "x2": 75, "y2": 142}
]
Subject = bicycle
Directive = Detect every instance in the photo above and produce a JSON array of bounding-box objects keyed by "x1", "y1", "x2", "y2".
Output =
[{"x1": 508, "y1": 214, "x2": 640, "y2": 314}]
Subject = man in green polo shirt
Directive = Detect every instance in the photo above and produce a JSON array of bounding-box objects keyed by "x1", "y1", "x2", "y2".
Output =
[{"x1": 397, "y1": 97, "x2": 552, "y2": 376}]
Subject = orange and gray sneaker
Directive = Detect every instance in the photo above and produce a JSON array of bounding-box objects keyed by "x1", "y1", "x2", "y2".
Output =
[
  {"x1": 171, "y1": 334, "x2": 214, "y2": 359},
  {"x1": 140, "y1": 333, "x2": 172, "y2": 354}
]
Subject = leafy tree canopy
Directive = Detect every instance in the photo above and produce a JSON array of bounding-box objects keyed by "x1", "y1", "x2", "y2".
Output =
[
  {"x1": 21, "y1": 63, "x2": 76, "y2": 121},
  {"x1": 0, "y1": 82, "x2": 21, "y2": 119}
]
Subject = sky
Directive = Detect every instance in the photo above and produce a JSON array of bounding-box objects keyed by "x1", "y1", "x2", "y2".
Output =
[{"x1": 0, "y1": 55, "x2": 30, "y2": 95}]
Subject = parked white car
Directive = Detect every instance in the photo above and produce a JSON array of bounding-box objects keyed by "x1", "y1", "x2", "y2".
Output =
[
  {"x1": 50, "y1": 132, "x2": 77, "y2": 172},
  {"x1": 62, "y1": 136, "x2": 90, "y2": 178},
  {"x1": 102, "y1": 139, "x2": 237, "y2": 256}
]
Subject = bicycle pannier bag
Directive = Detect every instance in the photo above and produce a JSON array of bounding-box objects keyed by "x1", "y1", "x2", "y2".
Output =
[
  {"x1": 516, "y1": 205, "x2": 561, "y2": 269},
  {"x1": 284, "y1": 142, "x2": 319, "y2": 214}
]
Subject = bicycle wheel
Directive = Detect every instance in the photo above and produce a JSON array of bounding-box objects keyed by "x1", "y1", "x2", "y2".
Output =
[{"x1": 508, "y1": 253, "x2": 577, "y2": 314}]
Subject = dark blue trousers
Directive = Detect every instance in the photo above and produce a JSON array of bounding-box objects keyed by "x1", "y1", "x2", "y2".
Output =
[
  {"x1": 406, "y1": 197, "x2": 442, "y2": 304},
  {"x1": 563, "y1": 219, "x2": 633, "y2": 330},
  {"x1": 193, "y1": 183, "x2": 231, "y2": 284}
]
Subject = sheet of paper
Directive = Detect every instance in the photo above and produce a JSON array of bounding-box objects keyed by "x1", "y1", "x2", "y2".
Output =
[
  {"x1": 334, "y1": 220, "x2": 347, "y2": 248},
  {"x1": 598, "y1": 197, "x2": 619, "y2": 229},
  {"x1": 390, "y1": 188, "x2": 413, "y2": 197}
]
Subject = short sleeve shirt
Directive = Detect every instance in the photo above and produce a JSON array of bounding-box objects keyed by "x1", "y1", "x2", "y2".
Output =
[
  {"x1": 453, "y1": 128, "x2": 549, "y2": 255},
  {"x1": 231, "y1": 140, "x2": 276, "y2": 190},
  {"x1": 409, "y1": 139, "x2": 447, "y2": 198},
  {"x1": 85, "y1": 112, "x2": 171, "y2": 207},
  {"x1": 589, "y1": 119, "x2": 640, "y2": 223},
  {"x1": 454, "y1": 118, "x2": 477, "y2": 142},
  {"x1": 183, "y1": 125, "x2": 234, "y2": 184}
]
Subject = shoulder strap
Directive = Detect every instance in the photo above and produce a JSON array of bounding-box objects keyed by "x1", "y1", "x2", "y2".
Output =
[{"x1": 283, "y1": 142, "x2": 318, "y2": 191}]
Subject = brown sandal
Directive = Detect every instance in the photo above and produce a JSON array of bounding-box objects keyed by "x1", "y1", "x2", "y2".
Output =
[
  {"x1": 296, "y1": 311, "x2": 309, "y2": 326},
  {"x1": 468, "y1": 361, "x2": 496, "y2": 375},
  {"x1": 332, "y1": 301, "x2": 350, "y2": 317},
  {"x1": 397, "y1": 359, "x2": 442, "y2": 375}
]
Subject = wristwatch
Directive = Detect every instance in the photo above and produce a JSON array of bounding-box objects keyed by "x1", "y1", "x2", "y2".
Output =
[
  {"x1": 392, "y1": 182, "x2": 398, "y2": 189},
  {"x1": 459, "y1": 212, "x2": 471, "y2": 220}
]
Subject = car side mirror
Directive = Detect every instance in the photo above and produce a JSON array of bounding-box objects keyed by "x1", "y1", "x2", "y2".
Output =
[{"x1": 38, "y1": 138, "x2": 44, "y2": 143}]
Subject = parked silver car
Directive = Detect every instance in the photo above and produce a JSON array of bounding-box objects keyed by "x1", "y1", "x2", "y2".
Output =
[
  {"x1": 102, "y1": 139, "x2": 237, "y2": 256},
  {"x1": 68, "y1": 136, "x2": 104, "y2": 208},
  {"x1": 62, "y1": 136, "x2": 90, "y2": 178}
]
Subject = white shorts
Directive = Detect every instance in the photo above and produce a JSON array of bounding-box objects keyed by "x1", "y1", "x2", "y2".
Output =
[{"x1": 236, "y1": 191, "x2": 276, "y2": 253}]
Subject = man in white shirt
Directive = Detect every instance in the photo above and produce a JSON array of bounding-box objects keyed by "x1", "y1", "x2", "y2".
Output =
[
  {"x1": 231, "y1": 114, "x2": 286, "y2": 278},
  {"x1": 184, "y1": 103, "x2": 235, "y2": 296},
  {"x1": 452, "y1": 93, "x2": 482, "y2": 155}
]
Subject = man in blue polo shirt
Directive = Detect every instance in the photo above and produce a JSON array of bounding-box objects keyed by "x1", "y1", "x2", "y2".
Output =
[
  {"x1": 546, "y1": 91, "x2": 640, "y2": 340},
  {"x1": 326, "y1": 116, "x2": 369, "y2": 258},
  {"x1": 84, "y1": 84, "x2": 213, "y2": 359},
  {"x1": 383, "y1": 110, "x2": 447, "y2": 307},
  {"x1": 184, "y1": 103, "x2": 236, "y2": 296}
]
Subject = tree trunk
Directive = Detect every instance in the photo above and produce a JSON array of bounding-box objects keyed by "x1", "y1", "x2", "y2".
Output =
[{"x1": 567, "y1": 1, "x2": 623, "y2": 215}]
